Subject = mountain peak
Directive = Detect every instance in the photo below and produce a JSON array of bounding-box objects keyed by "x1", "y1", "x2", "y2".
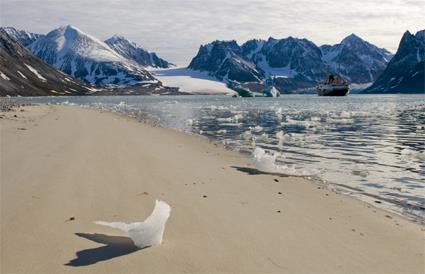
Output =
[
  {"x1": 364, "y1": 29, "x2": 424, "y2": 93},
  {"x1": 27, "y1": 25, "x2": 157, "y2": 86},
  {"x1": 415, "y1": 29, "x2": 425, "y2": 41},
  {"x1": 105, "y1": 34, "x2": 134, "y2": 47},
  {"x1": 54, "y1": 25, "x2": 102, "y2": 43},
  {"x1": 59, "y1": 25, "x2": 82, "y2": 33},
  {"x1": 403, "y1": 30, "x2": 412, "y2": 36},
  {"x1": 109, "y1": 34, "x2": 129, "y2": 42},
  {"x1": 49, "y1": 25, "x2": 89, "y2": 42},
  {"x1": 401, "y1": 30, "x2": 414, "y2": 41},
  {"x1": 63, "y1": 25, "x2": 81, "y2": 40},
  {"x1": 0, "y1": 28, "x2": 92, "y2": 96},
  {"x1": 341, "y1": 33, "x2": 364, "y2": 45},
  {"x1": 104, "y1": 34, "x2": 172, "y2": 68},
  {"x1": 1, "y1": 26, "x2": 17, "y2": 33},
  {"x1": 0, "y1": 26, "x2": 44, "y2": 47},
  {"x1": 211, "y1": 40, "x2": 238, "y2": 47}
]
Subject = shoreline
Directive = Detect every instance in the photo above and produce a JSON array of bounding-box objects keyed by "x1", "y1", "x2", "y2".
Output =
[
  {"x1": 1, "y1": 104, "x2": 424, "y2": 273},
  {"x1": 87, "y1": 99, "x2": 425, "y2": 226}
]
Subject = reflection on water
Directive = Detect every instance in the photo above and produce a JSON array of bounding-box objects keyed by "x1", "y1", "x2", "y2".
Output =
[{"x1": 19, "y1": 94, "x2": 425, "y2": 223}]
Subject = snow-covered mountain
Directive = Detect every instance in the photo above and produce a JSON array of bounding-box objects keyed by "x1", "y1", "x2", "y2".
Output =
[
  {"x1": 363, "y1": 30, "x2": 424, "y2": 93},
  {"x1": 28, "y1": 25, "x2": 157, "y2": 86},
  {"x1": 243, "y1": 37, "x2": 327, "y2": 82},
  {"x1": 0, "y1": 26, "x2": 44, "y2": 47},
  {"x1": 188, "y1": 40, "x2": 262, "y2": 82},
  {"x1": 105, "y1": 35, "x2": 172, "y2": 68},
  {"x1": 0, "y1": 29, "x2": 92, "y2": 96},
  {"x1": 188, "y1": 37, "x2": 328, "y2": 92},
  {"x1": 188, "y1": 34, "x2": 393, "y2": 92},
  {"x1": 321, "y1": 34, "x2": 393, "y2": 83}
]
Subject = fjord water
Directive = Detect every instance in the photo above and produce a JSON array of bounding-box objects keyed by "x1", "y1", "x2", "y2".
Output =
[{"x1": 21, "y1": 94, "x2": 425, "y2": 222}]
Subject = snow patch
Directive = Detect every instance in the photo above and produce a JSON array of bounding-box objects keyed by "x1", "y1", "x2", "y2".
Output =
[
  {"x1": 0, "y1": 70, "x2": 10, "y2": 81},
  {"x1": 24, "y1": 64, "x2": 47, "y2": 82},
  {"x1": 17, "y1": 70, "x2": 27, "y2": 79},
  {"x1": 150, "y1": 67, "x2": 235, "y2": 94},
  {"x1": 256, "y1": 55, "x2": 298, "y2": 78}
]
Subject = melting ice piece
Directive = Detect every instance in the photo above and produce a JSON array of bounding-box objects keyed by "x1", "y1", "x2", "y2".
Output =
[
  {"x1": 95, "y1": 200, "x2": 171, "y2": 248},
  {"x1": 252, "y1": 147, "x2": 318, "y2": 176}
]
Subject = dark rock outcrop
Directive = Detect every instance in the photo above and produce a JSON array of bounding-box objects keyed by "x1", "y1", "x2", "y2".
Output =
[{"x1": 363, "y1": 30, "x2": 424, "y2": 93}]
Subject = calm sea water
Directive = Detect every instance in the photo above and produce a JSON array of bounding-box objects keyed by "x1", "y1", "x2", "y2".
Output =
[{"x1": 18, "y1": 94, "x2": 425, "y2": 223}]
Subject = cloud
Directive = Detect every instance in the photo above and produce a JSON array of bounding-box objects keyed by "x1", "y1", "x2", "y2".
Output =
[{"x1": 1, "y1": 0, "x2": 423, "y2": 65}]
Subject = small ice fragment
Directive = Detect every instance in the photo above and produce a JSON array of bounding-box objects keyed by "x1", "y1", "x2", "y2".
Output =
[
  {"x1": 252, "y1": 147, "x2": 293, "y2": 174},
  {"x1": 251, "y1": 147, "x2": 318, "y2": 176},
  {"x1": 401, "y1": 148, "x2": 425, "y2": 160},
  {"x1": 233, "y1": 113, "x2": 243, "y2": 122},
  {"x1": 186, "y1": 118, "x2": 194, "y2": 126},
  {"x1": 275, "y1": 130, "x2": 285, "y2": 140},
  {"x1": 95, "y1": 200, "x2": 171, "y2": 248},
  {"x1": 275, "y1": 107, "x2": 282, "y2": 116},
  {"x1": 251, "y1": 125, "x2": 263, "y2": 132},
  {"x1": 241, "y1": 130, "x2": 253, "y2": 140},
  {"x1": 256, "y1": 133, "x2": 269, "y2": 142},
  {"x1": 351, "y1": 165, "x2": 369, "y2": 177}
]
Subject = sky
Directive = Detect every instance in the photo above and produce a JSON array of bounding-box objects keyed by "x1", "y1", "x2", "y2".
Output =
[{"x1": 1, "y1": 0, "x2": 424, "y2": 65}]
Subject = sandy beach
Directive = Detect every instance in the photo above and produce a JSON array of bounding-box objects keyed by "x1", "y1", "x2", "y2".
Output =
[{"x1": 1, "y1": 104, "x2": 424, "y2": 273}]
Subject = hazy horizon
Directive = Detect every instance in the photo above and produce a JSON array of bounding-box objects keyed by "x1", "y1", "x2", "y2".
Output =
[{"x1": 1, "y1": 0, "x2": 424, "y2": 65}]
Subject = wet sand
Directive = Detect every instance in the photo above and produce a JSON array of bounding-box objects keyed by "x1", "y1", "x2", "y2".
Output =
[{"x1": 1, "y1": 104, "x2": 424, "y2": 273}]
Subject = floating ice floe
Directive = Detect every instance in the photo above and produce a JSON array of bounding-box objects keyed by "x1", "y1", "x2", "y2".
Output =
[
  {"x1": 256, "y1": 133, "x2": 269, "y2": 142},
  {"x1": 250, "y1": 125, "x2": 263, "y2": 132},
  {"x1": 216, "y1": 117, "x2": 233, "y2": 122},
  {"x1": 276, "y1": 130, "x2": 291, "y2": 141},
  {"x1": 252, "y1": 147, "x2": 318, "y2": 176},
  {"x1": 351, "y1": 164, "x2": 370, "y2": 178},
  {"x1": 275, "y1": 131, "x2": 291, "y2": 147},
  {"x1": 400, "y1": 148, "x2": 425, "y2": 161},
  {"x1": 95, "y1": 200, "x2": 171, "y2": 249},
  {"x1": 241, "y1": 130, "x2": 251, "y2": 139},
  {"x1": 275, "y1": 107, "x2": 283, "y2": 116},
  {"x1": 216, "y1": 113, "x2": 243, "y2": 123},
  {"x1": 186, "y1": 118, "x2": 194, "y2": 126}
]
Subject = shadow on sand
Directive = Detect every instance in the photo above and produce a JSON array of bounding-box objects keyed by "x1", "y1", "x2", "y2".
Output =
[
  {"x1": 231, "y1": 166, "x2": 290, "y2": 177},
  {"x1": 65, "y1": 233, "x2": 141, "y2": 267}
]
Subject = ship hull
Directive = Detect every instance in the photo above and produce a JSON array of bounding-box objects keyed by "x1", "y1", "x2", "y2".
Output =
[{"x1": 317, "y1": 86, "x2": 350, "y2": 96}]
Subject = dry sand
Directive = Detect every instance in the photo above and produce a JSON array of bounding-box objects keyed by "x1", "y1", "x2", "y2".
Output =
[{"x1": 1, "y1": 104, "x2": 424, "y2": 273}]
